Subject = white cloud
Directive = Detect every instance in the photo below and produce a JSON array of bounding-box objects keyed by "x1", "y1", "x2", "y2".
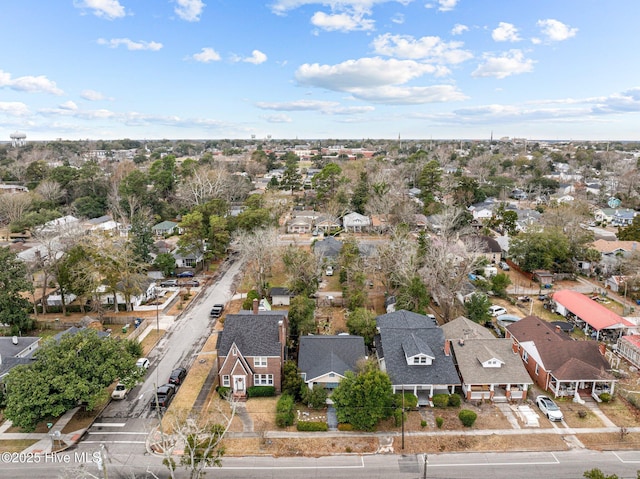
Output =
[
  {"x1": 472, "y1": 50, "x2": 535, "y2": 79},
  {"x1": 97, "y1": 38, "x2": 163, "y2": 51},
  {"x1": 256, "y1": 100, "x2": 340, "y2": 111},
  {"x1": 74, "y1": 0, "x2": 126, "y2": 20},
  {"x1": 537, "y1": 19, "x2": 578, "y2": 42},
  {"x1": 0, "y1": 69, "x2": 64, "y2": 95},
  {"x1": 262, "y1": 114, "x2": 293, "y2": 123},
  {"x1": 391, "y1": 13, "x2": 404, "y2": 24},
  {"x1": 311, "y1": 11, "x2": 375, "y2": 32},
  {"x1": 0, "y1": 101, "x2": 30, "y2": 116},
  {"x1": 192, "y1": 47, "x2": 221, "y2": 63},
  {"x1": 270, "y1": 0, "x2": 411, "y2": 16},
  {"x1": 351, "y1": 85, "x2": 467, "y2": 104},
  {"x1": 174, "y1": 0, "x2": 206, "y2": 22},
  {"x1": 451, "y1": 24, "x2": 468, "y2": 35},
  {"x1": 372, "y1": 33, "x2": 472, "y2": 64},
  {"x1": 59, "y1": 101, "x2": 78, "y2": 111},
  {"x1": 437, "y1": 0, "x2": 458, "y2": 11},
  {"x1": 81, "y1": 89, "x2": 106, "y2": 101},
  {"x1": 243, "y1": 50, "x2": 268, "y2": 65},
  {"x1": 492, "y1": 22, "x2": 521, "y2": 42}
]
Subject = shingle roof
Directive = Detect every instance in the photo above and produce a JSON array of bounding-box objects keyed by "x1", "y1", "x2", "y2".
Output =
[
  {"x1": 298, "y1": 335, "x2": 366, "y2": 382},
  {"x1": 452, "y1": 339, "x2": 532, "y2": 386},
  {"x1": 376, "y1": 310, "x2": 460, "y2": 387},
  {"x1": 216, "y1": 312, "x2": 286, "y2": 357},
  {"x1": 552, "y1": 290, "x2": 633, "y2": 331},
  {"x1": 441, "y1": 316, "x2": 496, "y2": 341},
  {"x1": 506, "y1": 315, "x2": 566, "y2": 343},
  {"x1": 312, "y1": 236, "x2": 343, "y2": 258}
]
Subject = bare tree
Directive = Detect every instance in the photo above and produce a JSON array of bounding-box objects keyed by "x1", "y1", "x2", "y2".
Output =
[
  {"x1": 177, "y1": 166, "x2": 232, "y2": 207},
  {"x1": 234, "y1": 226, "x2": 279, "y2": 297},
  {"x1": 369, "y1": 226, "x2": 419, "y2": 295},
  {"x1": 35, "y1": 179, "x2": 65, "y2": 204},
  {"x1": 419, "y1": 207, "x2": 485, "y2": 322},
  {"x1": 0, "y1": 192, "x2": 32, "y2": 225}
]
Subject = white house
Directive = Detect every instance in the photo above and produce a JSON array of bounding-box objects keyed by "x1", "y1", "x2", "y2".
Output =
[{"x1": 342, "y1": 212, "x2": 371, "y2": 232}]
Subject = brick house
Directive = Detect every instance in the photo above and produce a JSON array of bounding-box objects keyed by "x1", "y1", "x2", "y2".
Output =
[
  {"x1": 505, "y1": 315, "x2": 616, "y2": 400},
  {"x1": 216, "y1": 303, "x2": 288, "y2": 398}
]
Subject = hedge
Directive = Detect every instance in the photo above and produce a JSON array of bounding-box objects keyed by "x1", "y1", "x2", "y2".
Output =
[
  {"x1": 448, "y1": 393, "x2": 462, "y2": 407},
  {"x1": 432, "y1": 394, "x2": 449, "y2": 408},
  {"x1": 216, "y1": 386, "x2": 230, "y2": 398},
  {"x1": 337, "y1": 423, "x2": 353, "y2": 431},
  {"x1": 296, "y1": 421, "x2": 328, "y2": 432},
  {"x1": 247, "y1": 386, "x2": 276, "y2": 397},
  {"x1": 393, "y1": 392, "x2": 418, "y2": 409},
  {"x1": 458, "y1": 409, "x2": 478, "y2": 427},
  {"x1": 276, "y1": 394, "x2": 295, "y2": 428}
]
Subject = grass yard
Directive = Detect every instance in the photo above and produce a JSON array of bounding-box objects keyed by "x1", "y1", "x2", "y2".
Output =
[{"x1": 0, "y1": 440, "x2": 39, "y2": 453}]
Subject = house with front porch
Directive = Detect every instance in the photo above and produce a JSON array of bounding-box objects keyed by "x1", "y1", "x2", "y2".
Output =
[
  {"x1": 442, "y1": 316, "x2": 531, "y2": 402},
  {"x1": 216, "y1": 307, "x2": 288, "y2": 398},
  {"x1": 374, "y1": 310, "x2": 460, "y2": 406},
  {"x1": 506, "y1": 315, "x2": 616, "y2": 401},
  {"x1": 342, "y1": 212, "x2": 371, "y2": 233}
]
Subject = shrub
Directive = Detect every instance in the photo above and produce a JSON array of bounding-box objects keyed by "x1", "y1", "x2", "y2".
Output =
[
  {"x1": 432, "y1": 394, "x2": 449, "y2": 408},
  {"x1": 247, "y1": 386, "x2": 276, "y2": 398},
  {"x1": 393, "y1": 392, "x2": 418, "y2": 409},
  {"x1": 216, "y1": 386, "x2": 230, "y2": 398},
  {"x1": 302, "y1": 385, "x2": 328, "y2": 410},
  {"x1": 337, "y1": 423, "x2": 353, "y2": 431},
  {"x1": 448, "y1": 393, "x2": 462, "y2": 408},
  {"x1": 599, "y1": 392, "x2": 612, "y2": 403},
  {"x1": 458, "y1": 409, "x2": 477, "y2": 427},
  {"x1": 276, "y1": 394, "x2": 295, "y2": 428},
  {"x1": 393, "y1": 408, "x2": 406, "y2": 427},
  {"x1": 436, "y1": 416, "x2": 444, "y2": 428},
  {"x1": 296, "y1": 421, "x2": 328, "y2": 432},
  {"x1": 420, "y1": 420, "x2": 427, "y2": 428}
]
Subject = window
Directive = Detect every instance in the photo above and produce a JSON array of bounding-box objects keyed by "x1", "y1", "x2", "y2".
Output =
[
  {"x1": 535, "y1": 364, "x2": 539, "y2": 376},
  {"x1": 222, "y1": 375, "x2": 230, "y2": 387},
  {"x1": 254, "y1": 357, "x2": 267, "y2": 367},
  {"x1": 413, "y1": 356, "x2": 427, "y2": 364},
  {"x1": 254, "y1": 374, "x2": 273, "y2": 386},
  {"x1": 522, "y1": 351, "x2": 529, "y2": 363}
]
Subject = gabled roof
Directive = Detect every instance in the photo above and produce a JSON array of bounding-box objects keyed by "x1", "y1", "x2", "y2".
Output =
[
  {"x1": 375, "y1": 310, "x2": 460, "y2": 387},
  {"x1": 452, "y1": 339, "x2": 532, "y2": 386},
  {"x1": 216, "y1": 312, "x2": 286, "y2": 357},
  {"x1": 269, "y1": 287, "x2": 291, "y2": 297},
  {"x1": 402, "y1": 333, "x2": 434, "y2": 358},
  {"x1": 312, "y1": 236, "x2": 343, "y2": 258},
  {"x1": 591, "y1": 239, "x2": 640, "y2": 254},
  {"x1": 506, "y1": 315, "x2": 566, "y2": 343},
  {"x1": 441, "y1": 316, "x2": 495, "y2": 341},
  {"x1": 153, "y1": 220, "x2": 178, "y2": 230},
  {"x1": 478, "y1": 235, "x2": 502, "y2": 254},
  {"x1": 552, "y1": 289, "x2": 633, "y2": 331},
  {"x1": 534, "y1": 341, "x2": 613, "y2": 381},
  {"x1": 298, "y1": 335, "x2": 366, "y2": 382}
]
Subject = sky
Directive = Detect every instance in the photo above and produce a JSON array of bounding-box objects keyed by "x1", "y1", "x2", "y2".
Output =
[{"x1": 1, "y1": 0, "x2": 640, "y2": 142}]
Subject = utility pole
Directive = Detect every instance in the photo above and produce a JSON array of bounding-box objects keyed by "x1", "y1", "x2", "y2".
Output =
[
  {"x1": 422, "y1": 453, "x2": 428, "y2": 479},
  {"x1": 401, "y1": 385, "x2": 405, "y2": 450}
]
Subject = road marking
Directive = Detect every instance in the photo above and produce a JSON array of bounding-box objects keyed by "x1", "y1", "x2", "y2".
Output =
[
  {"x1": 221, "y1": 457, "x2": 365, "y2": 469},
  {"x1": 613, "y1": 451, "x2": 640, "y2": 463},
  {"x1": 88, "y1": 431, "x2": 147, "y2": 435},
  {"x1": 92, "y1": 422, "x2": 126, "y2": 427},
  {"x1": 427, "y1": 453, "x2": 561, "y2": 467}
]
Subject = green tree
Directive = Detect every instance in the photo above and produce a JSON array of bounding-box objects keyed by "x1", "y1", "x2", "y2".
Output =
[
  {"x1": 312, "y1": 163, "x2": 343, "y2": 203},
  {"x1": 346, "y1": 308, "x2": 377, "y2": 347},
  {"x1": 178, "y1": 210, "x2": 207, "y2": 263},
  {"x1": 0, "y1": 247, "x2": 34, "y2": 334},
  {"x1": 350, "y1": 171, "x2": 369, "y2": 214},
  {"x1": 509, "y1": 227, "x2": 572, "y2": 273},
  {"x1": 417, "y1": 160, "x2": 442, "y2": 209},
  {"x1": 282, "y1": 360, "x2": 305, "y2": 401},
  {"x1": 618, "y1": 216, "x2": 640, "y2": 241},
  {"x1": 583, "y1": 469, "x2": 621, "y2": 479},
  {"x1": 154, "y1": 253, "x2": 177, "y2": 277},
  {"x1": 464, "y1": 293, "x2": 491, "y2": 325},
  {"x1": 130, "y1": 211, "x2": 154, "y2": 263},
  {"x1": 207, "y1": 215, "x2": 230, "y2": 260},
  {"x1": 490, "y1": 272, "x2": 511, "y2": 298},
  {"x1": 331, "y1": 366, "x2": 393, "y2": 431},
  {"x1": 280, "y1": 153, "x2": 302, "y2": 191},
  {"x1": 288, "y1": 295, "x2": 316, "y2": 339},
  {"x1": 4, "y1": 329, "x2": 142, "y2": 431},
  {"x1": 395, "y1": 276, "x2": 430, "y2": 314}
]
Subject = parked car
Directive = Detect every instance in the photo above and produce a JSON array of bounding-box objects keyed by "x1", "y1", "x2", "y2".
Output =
[
  {"x1": 176, "y1": 271, "x2": 195, "y2": 278},
  {"x1": 326, "y1": 266, "x2": 334, "y2": 276},
  {"x1": 181, "y1": 279, "x2": 200, "y2": 287},
  {"x1": 489, "y1": 305, "x2": 508, "y2": 317},
  {"x1": 160, "y1": 279, "x2": 178, "y2": 287},
  {"x1": 111, "y1": 383, "x2": 130, "y2": 400},
  {"x1": 168, "y1": 367, "x2": 187, "y2": 385},
  {"x1": 150, "y1": 384, "x2": 176, "y2": 411},
  {"x1": 499, "y1": 261, "x2": 510, "y2": 271},
  {"x1": 210, "y1": 304, "x2": 224, "y2": 318},
  {"x1": 536, "y1": 395, "x2": 564, "y2": 422},
  {"x1": 136, "y1": 357, "x2": 150, "y2": 369}
]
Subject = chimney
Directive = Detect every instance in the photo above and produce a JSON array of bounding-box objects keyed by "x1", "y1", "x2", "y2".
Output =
[
  {"x1": 555, "y1": 325, "x2": 562, "y2": 333},
  {"x1": 598, "y1": 343, "x2": 606, "y2": 356},
  {"x1": 444, "y1": 339, "x2": 451, "y2": 356},
  {"x1": 252, "y1": 298, "x2": 259, "y2": 315},
  {"x1": 458, "y1": 338, "x2": 465, "y2": 346}
]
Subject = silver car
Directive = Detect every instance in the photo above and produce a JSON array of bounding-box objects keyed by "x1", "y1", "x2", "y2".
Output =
[{"x1": 536, "y1": 395, "x2": 563, "y2": 421}]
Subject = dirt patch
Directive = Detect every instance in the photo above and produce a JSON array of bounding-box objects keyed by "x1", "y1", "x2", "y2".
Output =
[
  {"x1": 561, "y1": 403, "x2": 607, "y2": 429},
  {"x1": 577, "y1": 432, "x2": 640, "y2": 451},
  {"x1": 598, "y1": 396, "x2": 640, "y2": 427},
  {"x1": 222, "y1": 436, "x2": 379, "y2": 457},
  {"x1": 0, "y1": 440, "x2": 39, "y2": 453},
  {"x1": 245, "y1": 397, "x2": 279, "y2": 432}
]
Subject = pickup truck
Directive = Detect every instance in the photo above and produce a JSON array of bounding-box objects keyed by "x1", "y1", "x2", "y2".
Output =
[{"x1": 150, "y1": 384, "x2": 176, "y2": 412}]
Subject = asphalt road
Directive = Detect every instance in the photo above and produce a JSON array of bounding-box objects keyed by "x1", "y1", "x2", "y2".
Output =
[
  {"x1": 5, "y1": 449, "x2": 640, "y2": 478},
  {"x1": 80, "y1": 255, "x2": 244, "y2": 457}
]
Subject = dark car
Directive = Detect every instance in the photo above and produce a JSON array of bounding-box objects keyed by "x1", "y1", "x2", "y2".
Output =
[
  {"x1": 176, "y1": 271, "x2": 195, "y2": 278},
  {"x1": 150, "y1": 383, "x2": 176, "y2": 411},
  {"x1": 181, "y1": 279, "x2": 200, "y2": 287},
  {"x1": 210, "y1": 304, "x2": 224, "y2": 318},
  {"x1": 168, "y1": 367, "x2": 187, "y2": 385}
]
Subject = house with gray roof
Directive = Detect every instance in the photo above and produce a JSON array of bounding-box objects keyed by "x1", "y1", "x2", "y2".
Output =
[
  {"x1": 298, "y1": 335, "x2": 366, "y2": 391},
  {"x1": 152, "y1": 220, "x2": 181, "y2": 237},
  {"x1": 374, "y1": 310, "x2": 460, "y2": 406},
  {"x1": 312, "y1": 236, "x2": 343, "y2": 260},
  {"x1": 0, "y1": 336, "x2": 40, "y2": 379},
  {"x1": 216, "y1": 309, "x2": 288, "y2": 398}
]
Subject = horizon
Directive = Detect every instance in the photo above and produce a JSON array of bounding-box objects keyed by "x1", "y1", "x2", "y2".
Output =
[{"x1": 2, "y1": 1, "x2": 640, "y2": 141}]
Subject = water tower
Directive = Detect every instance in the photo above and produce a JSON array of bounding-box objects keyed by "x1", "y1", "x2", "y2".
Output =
[{"x1": 10, "y1": 131, "x2": 26, "y2": 147}]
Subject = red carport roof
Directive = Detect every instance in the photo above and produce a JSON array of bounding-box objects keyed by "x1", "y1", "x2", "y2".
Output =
[{"x1": 552, "y1": 289, "x2": 633, "y2": 331}]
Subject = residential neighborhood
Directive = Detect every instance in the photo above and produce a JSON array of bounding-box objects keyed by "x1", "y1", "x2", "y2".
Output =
[{"x1": 2, "y1": 137, "x2": 640, "y2": 477}]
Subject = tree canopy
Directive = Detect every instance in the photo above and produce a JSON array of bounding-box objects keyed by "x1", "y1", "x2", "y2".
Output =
[{"x1": 0, "y1": 246, "x2": 34, "y2": 334}]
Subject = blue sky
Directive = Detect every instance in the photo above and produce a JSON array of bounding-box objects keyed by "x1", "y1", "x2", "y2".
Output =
[{"x1": 1, "y1": 0, "x2": 639, "y2": 141}]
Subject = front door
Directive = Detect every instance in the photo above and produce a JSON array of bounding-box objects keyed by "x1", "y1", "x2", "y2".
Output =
[{"x1": 233, "y1": 375, "x2": 246, "y2": 394}]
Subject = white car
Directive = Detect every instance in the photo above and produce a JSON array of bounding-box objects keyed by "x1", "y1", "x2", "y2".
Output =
[
  {"x1": 536, "y1": 395, "x2": 564, "y2": 422},
  {"x1": 136, "y1": 357, "x2": 150, "y2": 369},
  {"x1": 489, "y1": 305, "x2": 508, "y2": 317},
  {"x1": 111, "y1": 383, "x2": 130, "y2": 400},
  {"x1": 326, "y1": 266, "x2": 334, "y2": 276}
]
